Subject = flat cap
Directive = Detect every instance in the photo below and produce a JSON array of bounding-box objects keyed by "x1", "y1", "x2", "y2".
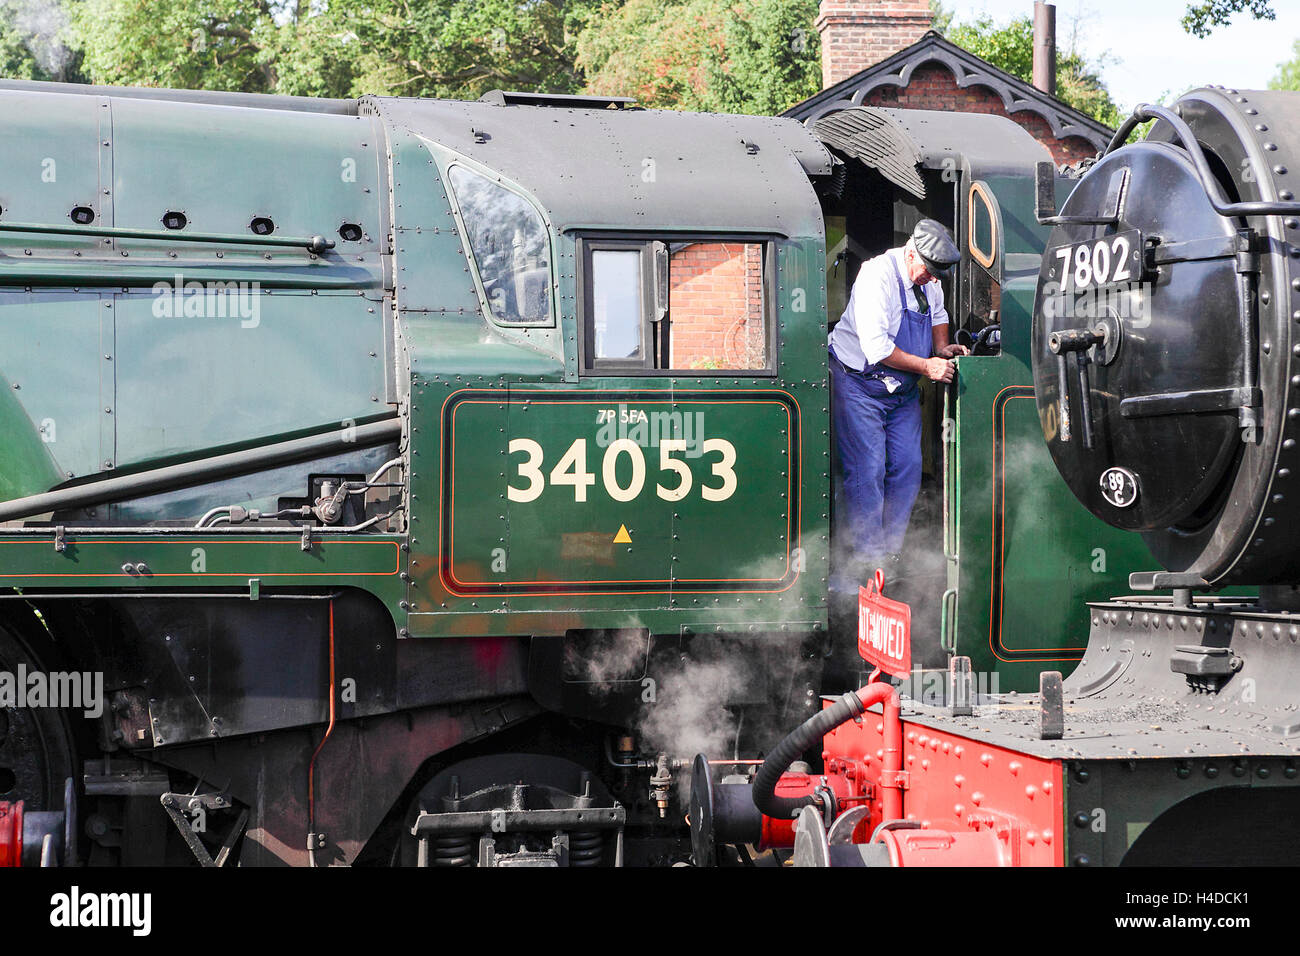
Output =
[{"x1": 911, "y1": 219, "x2": 960, "y2": 279}]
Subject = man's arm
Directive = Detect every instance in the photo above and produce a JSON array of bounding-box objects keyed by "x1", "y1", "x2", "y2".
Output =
[
  {"x1": 852, "y1": 261, "x2": 898, "y2": 367},
  {"x1": 856, "y1": 261, "x2": 961, "y2": 382},
  {"x1": 880, "y1": 345, "x2": 956, "y2": 383},
  {"x1": 932, "y1": 324, "x2": 969, "y2": 360},
  {"x1": 928, "y1": 282, "x2": 968, "y2": 360},
  {"x1": 879, "y1": 300, "x2": 962, "y2": 382}
]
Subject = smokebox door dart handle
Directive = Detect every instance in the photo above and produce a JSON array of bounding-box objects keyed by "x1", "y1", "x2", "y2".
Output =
[
  {"x1": 1049, "y1": 326, "x2": 1105, "y2": 448},
  {"x1": 1056, "y1": 352, "x2": 1071, "y2": 443},
  {"x1": 0, "y1": 220, "x2": 336, "y2": 253},
  {"x1": 1074, "y1": 353, "x2": 1094, "y2": 450}
]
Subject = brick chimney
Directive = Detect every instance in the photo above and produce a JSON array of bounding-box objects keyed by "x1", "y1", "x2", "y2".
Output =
[{"x1": 816, "y1": 0, "x2": 933, "y2": 89}]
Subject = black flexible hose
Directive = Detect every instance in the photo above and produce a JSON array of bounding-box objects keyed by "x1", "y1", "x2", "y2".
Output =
[{"x1": 752, "y1": 691, "x2": 865, "y2": 820}]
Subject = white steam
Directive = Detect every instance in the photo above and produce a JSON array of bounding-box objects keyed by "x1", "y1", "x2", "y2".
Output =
[
  {"x1": 638, "y1": 655, "x2": 748, "y2": 760},
  {"x1": 2, "y1": 0, "x2": 75, "y2": 78}
]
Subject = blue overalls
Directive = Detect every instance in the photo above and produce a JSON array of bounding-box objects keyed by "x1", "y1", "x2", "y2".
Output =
[{"x1": 830, "y1": 256, "x2": 932, "y2": 578}]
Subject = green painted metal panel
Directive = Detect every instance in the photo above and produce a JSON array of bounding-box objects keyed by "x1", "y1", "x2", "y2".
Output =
[
  {"x1": 0, "y1": 90, "x2": 105, "y2": 258},
  {"x1": 441, "y1": 389, "x2": 795, "y2": 592},
  {"x1": 0, "y1": 531, "x2": 407, "y2": 634},
  {"x1": 111, "y1": 291, "x2": 386, "y2": 468},
  {"x1": 0, "y1": 290, "x2": 106, "y2": 482},
  {"x1": 405, "y1": 237, "x2": 829, "y2": 638},
  {"x1": 0, "y1": 89, "x2": 832, "y2": 649},
  {"x1": 0, "y1": 534, "x2": 401, "y2": 581},
  {"x1": 389, "y1": 130, "x2": 481, "y2": 318},
  {"x1": 0, "y1": 385, "x2": 63, "y2": 502},
  {"x1": 108, "y1": 97, "x2": 381, "y2": 254}
]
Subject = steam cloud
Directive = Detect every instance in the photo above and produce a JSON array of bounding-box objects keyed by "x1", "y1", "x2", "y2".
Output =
[
  {"x1": 638, "y1": 654, "x2": 748, "y2": 761},
  {"x1": 2, "y1": 0, "x2": 75, "y2": 79},
  {"x1": 575, "y1": 588, "x2": 820, "y2": 769}
]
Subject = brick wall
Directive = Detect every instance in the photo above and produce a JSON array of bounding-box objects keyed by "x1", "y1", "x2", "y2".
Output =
[
  {"x1": 669, "y1": 242, "x2": 766, "y2": 370},
  {"x1": 862, "y1": 63, "x2": 1100, "y2": 165},
  {"x1": 816, "y1": 0, "x2": 932, "y2": 89}
]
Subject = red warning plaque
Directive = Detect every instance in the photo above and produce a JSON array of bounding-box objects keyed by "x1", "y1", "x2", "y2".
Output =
[{"x1": 858, "y1": 569, "x2": 912, "y2": 678}]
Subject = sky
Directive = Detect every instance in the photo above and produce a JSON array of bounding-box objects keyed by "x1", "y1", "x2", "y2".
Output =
[{"x1": 949, "y1": 0, "x2": 1298, "y2": 111}]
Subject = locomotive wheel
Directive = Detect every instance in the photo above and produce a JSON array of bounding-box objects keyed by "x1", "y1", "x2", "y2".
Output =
[{"x1": 0, "y1": 618, "x2": 77, "y2": 823}]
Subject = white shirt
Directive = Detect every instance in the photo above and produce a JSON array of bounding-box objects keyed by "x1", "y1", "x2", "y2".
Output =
[{"x1": 828, "y1": 248, "x2": 949, "y2": 371}]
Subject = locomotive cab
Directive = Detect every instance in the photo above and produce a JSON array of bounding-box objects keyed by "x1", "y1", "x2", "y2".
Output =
[{"x1": 806, "y1": 105, "x2": 1154, "y2": 688}]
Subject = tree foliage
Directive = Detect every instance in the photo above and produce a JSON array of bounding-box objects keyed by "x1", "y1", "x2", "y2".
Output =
[
  {"x1": 944, "y1": 14, "x2": 1126, "y2": 128},
  {"x1": 0, "y1": 10, "x2": 45, "y2": 80},
  {"x1": 17, "y1": 0, "x2": 825, "y2": 110},
  {"x1": 306, "y1": 0, "x2": 604, "y2": 99},
  {"x1": 927, "y1": 0, "x2": 952, "y2": 37},
  {"x1": 70, "y1": 0, "x2": 281, "y2": 92},
  {"x1": 65, "y1": 0, "x2": 605, "y2": 98},
  {"x1": 576, "y1": 0, "x2": 820, "y2": 114},
  {"x1": 1181, "y1": 0, "x2": 1275, "y2": 38},
  {"x1": 5, "y1": 0, "x2": 1140, "y2": 126},
  {"x1": 1271, "y1": 38, "x2": 1300, "y2": 91}
]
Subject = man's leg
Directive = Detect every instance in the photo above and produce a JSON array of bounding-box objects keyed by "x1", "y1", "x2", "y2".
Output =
[
  {"x1": 880, "y1": 390, "x2": 923, "y2": 555},
  {"x1": 831, "y1": 361, "x2": 889, "y2": 586}
]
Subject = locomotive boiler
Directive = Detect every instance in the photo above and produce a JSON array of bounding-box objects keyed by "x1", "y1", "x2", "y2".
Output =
[{"x1": 694, "y1": 86, "x2": 1300, "y2": 867}]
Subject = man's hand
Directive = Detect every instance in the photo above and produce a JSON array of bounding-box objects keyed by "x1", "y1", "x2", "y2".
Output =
[
  {"x1": 936, "y1": 343, "x2": 969, "y2": 359},
  {"x1": 923, "y1": 356, "x2": 956, "y2": 383}
]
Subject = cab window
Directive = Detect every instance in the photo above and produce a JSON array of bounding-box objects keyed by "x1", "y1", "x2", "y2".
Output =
[
  {"x1": 964, "y1": 180, "x2": 1003, "y2": 336},
  {"x1": 448, "y1": 165, "x2": 552, "y2": 326},
  {"x1": 592, "y1": 247, "x2": 646, "y2": 362},
  {"x1": 580, "y1": 237, "x2": 771, "y2": 373}
]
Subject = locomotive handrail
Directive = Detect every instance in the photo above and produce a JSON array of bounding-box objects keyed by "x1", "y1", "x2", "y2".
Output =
[
  {"x1": 0, "y1": 220, "x2": 336, "y2": 254},
  {"x1": 1106, "y1": 103, "x2": 1300, "y2": 219},
  {"x1": 0, "y1": 416, "x2": 401, "y2": 524}
]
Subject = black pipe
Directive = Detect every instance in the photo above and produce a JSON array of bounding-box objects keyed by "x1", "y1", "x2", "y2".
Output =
[
  {"x1": 0, "y1": 220, "x2": 335, "y2": 253},
  {"x1": 1106, "y1": 103, "x2": 1300, "y2": 218},
  {"x1": 0, "y1": 417, "x2": 401, "y2": 523},
  {"x1": 752, "y1": 691, "x2": 865, "y2": 820}
]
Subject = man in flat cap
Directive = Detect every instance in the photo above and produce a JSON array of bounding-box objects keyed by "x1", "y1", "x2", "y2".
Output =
[{"x1": 829, "y1": 219, "x2": 966, "y2": 589}]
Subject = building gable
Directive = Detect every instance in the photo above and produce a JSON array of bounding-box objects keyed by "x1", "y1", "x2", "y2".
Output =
[{"x1": 787, "y1": 29, "x2": 1114, "y2": 165}]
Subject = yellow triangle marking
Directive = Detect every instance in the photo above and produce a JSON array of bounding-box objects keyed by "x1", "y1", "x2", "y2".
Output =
[{"x1": 613, "y1": 524, "x2": 632, "y2": 544}]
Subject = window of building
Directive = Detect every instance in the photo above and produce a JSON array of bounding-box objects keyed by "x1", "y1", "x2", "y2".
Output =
[{"x1": 447, "y1": 165, "x2": 552, "y2": 326}]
